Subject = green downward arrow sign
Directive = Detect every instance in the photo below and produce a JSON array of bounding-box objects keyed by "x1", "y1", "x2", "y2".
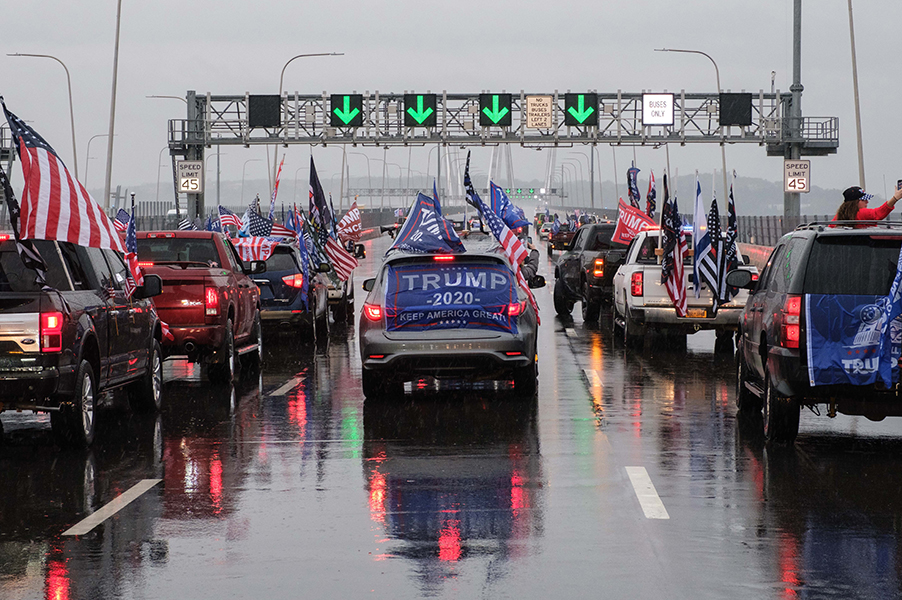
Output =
[
  {"x1": 333, "y1": 96, "x2": 360, "y2": 125},
  {"x1": 567, "y1": 95, "x2": 595, "y2": 124},
  {"x1": 482, "y1": 95, "x2": 510, "y2": 124},
  {"x1": 406, "y1": 96, "x2": 434, "y2": 125}
]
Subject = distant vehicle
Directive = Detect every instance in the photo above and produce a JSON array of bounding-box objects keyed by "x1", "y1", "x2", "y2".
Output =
[
  {"x1": 538, "y1": 223, "x2": 554, "y2": 241},
  {"x1": 253, "y1": 241, "x2": 331, "y2": 342},
  {"x1": 733, "y1": 222, "x2": 902, "y2": 443},
  {"x1": 553, "y1": 222, "x2": 619, "y2": 323},
  {"x1": 358, "y1": 241, "x2": 546, "y2": 399},
  {"x1": 136, "y1": 231, "x2": 266, "y2": 384},
  {"x1": 548, "y1": 224, "x2": 576, "y2": 256},
  {"x1": 0, "y1": 237, "x2": 164, "y2": 446},
  {"x1": 611, "y1": 228, "x2": 757, "y2": 349}
]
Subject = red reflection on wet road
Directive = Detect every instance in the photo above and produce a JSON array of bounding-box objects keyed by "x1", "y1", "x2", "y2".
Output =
[
  {"x1": 438, "y1": 519, "x2": 462, "y2": 562},
  {"x1": 45, "y1": 558, "x2": 69, "y2": 600}
]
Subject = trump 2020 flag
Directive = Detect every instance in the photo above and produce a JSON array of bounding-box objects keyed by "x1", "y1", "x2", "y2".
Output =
[
  {"x1": 612, "y1": 198, "x2": 655, "y2": 245},
  {"x1": 2, "y1": 99, "x2": 124, "y2": 253}
]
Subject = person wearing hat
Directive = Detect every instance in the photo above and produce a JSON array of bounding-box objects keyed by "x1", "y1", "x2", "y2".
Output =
[{"x1": 834, "y1": 186, "x2": 901, "y2": 222}]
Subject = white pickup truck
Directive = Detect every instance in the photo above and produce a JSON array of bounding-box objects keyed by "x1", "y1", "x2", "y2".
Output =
[{"x1": 611, "y1": 229, "x2": 758, "y2": 350}]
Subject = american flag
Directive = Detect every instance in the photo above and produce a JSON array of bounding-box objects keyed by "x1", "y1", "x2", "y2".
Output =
[
  {"x1": 231, "y1": 236, "x2": 281, "y2": 261},
  {"x1": 660, "y1": 175, "x2": 688, "y2": 317},
  {"x1": 336, "y1": 201, "x2": 362, "y2": 242},
  {"x1": 692, "y1": 177, "x2": 718, "y2": 299},
  {"x1": 114, "y1": 208, "x2": 130, "y2": 233},
  {"x1": 646, "y1": 170, "x2": 657, "y2": 218},
  {"x1": 464, "y1": 153, "x2": 539, "y2": 323},
  {"x1": 317, "y1": 222, "x2": 357, "y2": 281},
  {"x1": 0, "y1": 165, "x2": 49, "y2": 288},
  {"x1": 123, "y1": 202, "x2": 143, "y2": 298},
  {"x1": 246, "y1": 210, "x2": 296, "y2": 238},
  {"x1": 706, "y1": 194, "x2": 723, "y2": 314},
  {"x1": 1, "y1": 99, "x2": 124, "y2": 253},
  {"x1": 218, "y1": 205, "x2": 242, "y2": 230},
  {"x1": 269, "y1": 156, "x2": 284, "y2": 221}
]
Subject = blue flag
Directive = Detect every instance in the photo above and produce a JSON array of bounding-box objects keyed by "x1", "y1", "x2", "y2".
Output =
[
  {"x1": 387, "y1": 193, "x2": 465, "y2": 255},
  {"x1": 432, "y1": 180, "x2": 443, "y2": 217},
  {"x1": 627, "y1": 165, "x2": 641, "y2": 209},
  {"x1": 489, "y1": 182, "x2": 530, "y2": 230}
]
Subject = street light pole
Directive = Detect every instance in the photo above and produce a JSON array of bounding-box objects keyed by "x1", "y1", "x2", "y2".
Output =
[
  {"x1": 655, "y1": 47, "x2": 729, "y2": 204},
  {"x1": 274, "y1": 52, "x2": 343, "y2": 186},
  {"x1": 242, "y1": 159, "x2": 261, "y2": 203},
  {"x1": 156, "y1": 145, "x2": 168, "y2": 202},
  {"x1": 847, "y1": 0, "x2": 865, "y2": 188},
  {"x1": 84, "y1": 133, "x2": 111, "y2": 190},
  {"x1": 8, "y1": 53, "x2": 78, "y2": 180}
]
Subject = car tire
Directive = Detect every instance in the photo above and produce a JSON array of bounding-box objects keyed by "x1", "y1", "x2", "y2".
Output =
[
  {"x1": 553, "y1": 279, "x2": 573, "y2": 316},
  {"x1": 242, "y1": 312, "x2": 263, "y2": 375},
  {"x1": 714, "y1": 330, "x2": 735, "y2": 354},
  {"x1": 129, "y1": 340, "x2": 163, "y2": 413},
  {"x1": 208, "y1": 319, "x2": 238, "y2": 385},
  {"x1": 581, "y1": 281, "x2": 601, "y2": 325},
  {"x1": 52, "y1": 360, "x2": 97, "y2": 447},
  {"x1": 314, "y1": 305, "x2": 330, "y2": 347},
  {"x1": 763, "y1": 370, "x2": 800, "y2": 443},
  {"x1": 736, "y1": 350, "x2": 761, "y2": 413},
  {"x1": 547, "y1": 244, "x2": 553, "y2": 258},
  {"x1": 512, "y1": 362, "x2": 538, "y2": 397},
  {"x1": 333, "y1": 296, "x2": 348, "y2": 323}
]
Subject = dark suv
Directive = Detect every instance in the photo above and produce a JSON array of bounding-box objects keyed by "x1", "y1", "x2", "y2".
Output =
[
  {"x1": 0, "y1": 238, "x2": 163, "y2": 446},
  {"x1": 553, "y1": 223, "x2": 619, "y2": 322},
  {"x1": 731, "y1": 222, "x2": 902, "y2": 443}
]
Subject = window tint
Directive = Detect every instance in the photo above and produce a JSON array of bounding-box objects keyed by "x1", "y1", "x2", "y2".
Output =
[
  {"x1": 224, "y1": 240, "x2": 244, "y2": 272},
  {"x1": 58, "y1": 243, "x2": 89, "y2": 290},
  {"x1": 571, "y1": 230, "x2": 585, "y2": 250},
  {"x1": 136, "y1": 238, "x2": 219, "y2": 266},
  {"x1": 104, "y1": 250, "x2": 130, "y2": 291},
  {"x1": 83, "y1": 246, "x2": 115, "y2": 291},
  {"x1": 767, "y1": 238, "x2": 805, "y2": 294},
  {"x1": 590, "y1": 229, "x2": 614, "y2": 251},
  {"x1": 804, "y1": 236, "x2": 902, "y2": 295},
  {"x1": 0, "y1": 240, "x2": 70, "y2": 292},
  {"x1": 265, "y1": 247, "x2": 299, "y2": 272}
]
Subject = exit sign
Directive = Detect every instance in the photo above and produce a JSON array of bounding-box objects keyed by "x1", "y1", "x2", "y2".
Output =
[{"x1": 330, "y1": 94, "x2": 364, "y2": 127}]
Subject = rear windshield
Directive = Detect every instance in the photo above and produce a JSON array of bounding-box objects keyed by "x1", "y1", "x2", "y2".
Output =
[
  {"x1": 265, "y1": 247, "x2": 298, "y2": 272},
  {"x1": 635, "y1": 234, "x2": 694, "y2": 265},
  {"x1": 805, "y1": 236, "x2": 902, "y2": 295},
  {"x1": 136, "y1": 238, "x2": 220, "y2": 266},
  {"x1": 589, "y1": 229, "x2": 615, "y2": 251},
  {"x1": 0, "y1": 240, "x2": 70, "y2": 292}
]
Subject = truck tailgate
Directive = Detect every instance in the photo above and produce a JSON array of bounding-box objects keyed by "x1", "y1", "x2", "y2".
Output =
[{"x1": 146, "y1": 268, "x2": 210, "y2": 326}]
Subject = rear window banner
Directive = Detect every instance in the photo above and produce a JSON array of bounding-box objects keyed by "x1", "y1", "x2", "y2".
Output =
[
  {"x1": 387, "y1": 193, "x2": 464, "y2": 255},
  {"x1": 805, "y1": 294, "x2": 901, "y2": 387},
  {"x1": 612, "y1": 198, "x2": 656, "y2": 245},
  {"x1": 384, "y1": 263, "x2": 518, "y2": 333}
]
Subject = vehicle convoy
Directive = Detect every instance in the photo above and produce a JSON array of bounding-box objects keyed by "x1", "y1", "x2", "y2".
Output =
[
  {"x1": 732, "y1": 222, "x2": 902, "y2": 443},
  {"x1": 136, "y1": 231, "x2": 266, "y2": 384},
  {"x1": 358, "y1": 236, "x2": 545, "y2": 399},
  {"x1": 254, "y1": 241, "x2": 331, "y2": 341},
  {"x1": 553, "y1": 222, "x2": 618, "y2": 323},
  {"x1": 0, "y1": 237, "x2": 164, "y2": 446},
  {"x1": 538, "y1": 222, "x2": 553, "y2": 241},
  {"x1": 547, "y1": 224, "x2": 576, "y2": 256},
  {"x1": 611, "y1": 229, "x2": 758, "y2": 348}
]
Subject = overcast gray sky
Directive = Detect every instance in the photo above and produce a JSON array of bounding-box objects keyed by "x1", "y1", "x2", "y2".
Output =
[{"x1": 2, "y1": 0, "x2": 899, "y2": 210}]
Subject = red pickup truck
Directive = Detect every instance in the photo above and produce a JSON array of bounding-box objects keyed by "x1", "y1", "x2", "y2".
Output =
[{"x1": 136, "y1": 231, "x2": 266, "y2": 384}]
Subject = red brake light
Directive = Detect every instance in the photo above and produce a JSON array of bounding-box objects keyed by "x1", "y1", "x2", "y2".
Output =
[
  {"x1": 205, "y1": 287, "x2": 220, "y2": 316},
  {"x1": 41, "y1": 311, "x2": 64, "y2": 352},
  {"x1": 630, "y1": 271, "x2": 644, "y2": 297},
  {"x1": 0, "y1": 234, "x2": 10, "y2": 242},
  {"x1": 507, "y1": 301, "x2": 525, "y2": 317},
  {"x1": 781, "y1": 295, "x2": 801, "y2": 349},
  {"x1": 363, "y1": 304, "x2": 383, "y2": 321},
  {"x1": 148, "y1": 232, "x2": 175, "y2": 238},
  {"x1": 282, "y1": 274, "x2": 305, "y2": 288},
  {"x1": 138, "y1": 261, "x2": 154, "y2": 267},
  {"x1": 433, "y1": 255, "x2": 455, "y2": 262},
  {"x1": 751, "y1": 273, "x2": 759, "y2": 282}
]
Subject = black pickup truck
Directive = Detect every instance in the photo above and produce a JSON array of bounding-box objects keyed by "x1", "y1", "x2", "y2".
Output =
[
  {"x1": 0, "y1": 238, "x2": 163, "y2": 446},
  {"x1": 553, "y1": 223, "x2": 620, "y2": 323}
]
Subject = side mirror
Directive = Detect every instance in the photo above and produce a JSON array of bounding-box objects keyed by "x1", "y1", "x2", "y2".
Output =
[
  {"x1": 354, "y1": 244, "x2": 366, "y2": 259},
  {"x1": 244, "y1": 260, "x2": 267, "y2": 275},
  {"x1": 742, "y1": 254, "x2": 751, "y2": 265},
  {"x1": 134, "y1": 274, "x2": 163, "y2": 299},
  {"x1": 362, "y1": 278, "x2": 375, "y2": 292},
  {"x1": 605, "y1": 250, "x2": 625, "y2": 264},
  {"x1": 725, "y1": 269, "x2": 754, "y2": 289},
  {"x1": 317, "y1": 262, "x2": 332, "y2": 273},
  {"x1": 527, "y1": 274, "x2": 546, "y2": 289}
]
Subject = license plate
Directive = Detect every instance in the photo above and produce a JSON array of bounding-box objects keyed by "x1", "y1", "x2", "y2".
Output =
[{"x1": 686, "y1": 308, "x2": 708, "y2": 318}]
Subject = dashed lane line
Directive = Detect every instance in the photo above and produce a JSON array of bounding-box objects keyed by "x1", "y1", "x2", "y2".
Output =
[
  {"x1": 62, "y1": 479, "x2": 162, "y2": 536},
  {"x1": 583, "y1": 368, "x2": 603, "y2": 390},
  {"x1": 565, "y1": 327, "x2": 578, "y2": 338},
  {"x1": 625, "y1": 466, "x2": 670, "y2": 520},
  {"x1": 269, "y1": 377, "x2": 304, "y2": 397}
]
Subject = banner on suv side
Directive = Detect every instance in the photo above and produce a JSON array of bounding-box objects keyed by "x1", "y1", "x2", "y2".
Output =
[
  {"x1": 384, "y1": 263, "x2": 518, "y2": 333},
  {"x1": 805, "y1": 294, "x2": 902, "y2": 387}
]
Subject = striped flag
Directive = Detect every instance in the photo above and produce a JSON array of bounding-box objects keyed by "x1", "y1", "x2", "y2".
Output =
[
  {"x1": 336, "y1": 201, "x2": 362, "y2": 242},
  {"x1": 692, "y1": 176, "x2": 718, "y2": 299},
  {"x1": 231, "y1": 236, "x2": 281, "y2": 261},
  {"x1": 646, "y1": 170, "x2": 657, "y2": 218},
  {"x1": 1, "y1": 99, "x2": 124, "y2": 253},
  {"x1": 178, "y1": 217, "x2": 197, "y2": 231},
  {"x1": 218, "y1": 205, "x2": 242, "y2": 230},
  {"x1": 245, "y1": 210, "x2": 296, "y2": 238},
  {"x1": 123, "y1": 197, "x2": 143, "y2": 298},
  {"x1": 324, "y1": 236, "x2": 358, "y2": 281},
  {"x1": 717, "y1": 174, "x2": 740, "y2": 304},
  {"x1": 269, "y1": 156, "x2": 284, "y2": 221},
  {"x1": 114, "y1": 208, "x2": 130, "y2": 233},
  {"x1": 660, "y1": 175, "x2": 688, "y2": 317},
  {"x1": 0, "y1": 164, "x2": 49, "y2": 288}
]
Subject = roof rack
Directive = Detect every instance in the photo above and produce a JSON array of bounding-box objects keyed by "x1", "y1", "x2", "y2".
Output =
[{"x1": 794, "y1": 220, "x2": 902, "y2": 232}]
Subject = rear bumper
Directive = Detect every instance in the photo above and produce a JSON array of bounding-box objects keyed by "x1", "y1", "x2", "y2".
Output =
[
  {"x1": 260, "y1": 307, "x2": 313, "y2": 327},
  {"x1": 0, "y1": 366, "x2": 61, "y2": 408},
  {"x1": 629, "y1": 305, "x2": 743, "y2": 331},
  {"x1": 163, "y1": 325, "x2": 224, "y2": 358}
]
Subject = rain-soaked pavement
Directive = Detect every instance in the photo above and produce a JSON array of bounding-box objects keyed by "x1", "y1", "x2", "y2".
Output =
[{"x1": 4, "y1": 234, "x2": 902, "y2": 599}]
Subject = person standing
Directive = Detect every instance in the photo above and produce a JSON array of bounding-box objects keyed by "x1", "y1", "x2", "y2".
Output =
[{"x1": 834, "y1": 186, "x2": 901, "y2": 221}]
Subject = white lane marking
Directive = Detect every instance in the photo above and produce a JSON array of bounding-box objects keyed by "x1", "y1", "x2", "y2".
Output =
[
  {"x1": 583, "y1": 368, "x2": 603, "y2": 390},
  {"x1": 62, "y1": 479, "x2": 162, "y2": 536},
  {"x1": 625, "y1": 467, "x2": 670, "y2": 520},
  {"x1": 565, "y1": 328, "x2": 578, "y2": 338},
  {"x1": 269, "y1": 377, "x2": 303, "y2": 397}
]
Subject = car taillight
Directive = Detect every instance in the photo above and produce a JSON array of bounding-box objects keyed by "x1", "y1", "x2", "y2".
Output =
[
  {"x1": 433, "y1": 255, "x2": 455, "y2": 262},
  {"x1": 751, "y1": 273, "x2": 759, "y2": 281},
  {"x1": 138, "y1": 261, "x2": 154, "y2": 267},
  {"x1": 592, "y1": 257, "x2": 604, "y2": 277},
  {"x1": 363, "y1": 304, "x2": 383, "y2": 321},
  {"x1": 41, "y1": 311, "x2": 63, "y2": 353},
  {"x1": 0, "y1": 234, "x2": 10, "y2": 242},
  {"x1": 282, "y1": 274, "x2": 305, "y2": 288},
  {"x1": 205, "y1": 287, "x2": 220, "y2": 316},
  {"x1": 507, "y1": 301, "x2": 526, "y2": 317},
  {"x1": 780, "y1": 295, "x2": 801, "y2": 349},
  {"x1": 630, "y1": 271, "x2": 644, "y2": 297},
  {"x1": 148, "y1": 232, "x2": 175, "y2": 238}
]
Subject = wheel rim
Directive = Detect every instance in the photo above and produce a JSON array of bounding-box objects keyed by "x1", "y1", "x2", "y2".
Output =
[
  {"x1": 227, "y1": 329, "x2": 235, "y2": 378},
  {"x1": 81, "y1": 370, "x2": 94, "y2": 436},
  {"x1": 151, "y1": 348, "x2": 162, "y2": 406},
  {"x1": 763, "y1": 379, "x2": 773, "y2": 438}
]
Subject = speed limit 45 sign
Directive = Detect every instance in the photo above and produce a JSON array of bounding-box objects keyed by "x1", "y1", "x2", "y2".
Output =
[
  {"x1": 177, "y1": 160, "x2": 204, "y2": 193},
  {"x1": 784, "y1": 159, "x2": 811, "y2": 193}
]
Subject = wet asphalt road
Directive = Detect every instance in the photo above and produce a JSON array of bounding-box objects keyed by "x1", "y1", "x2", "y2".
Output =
[{"x1": 3, "y1": 235, "x2": 902, "y2": 599}]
